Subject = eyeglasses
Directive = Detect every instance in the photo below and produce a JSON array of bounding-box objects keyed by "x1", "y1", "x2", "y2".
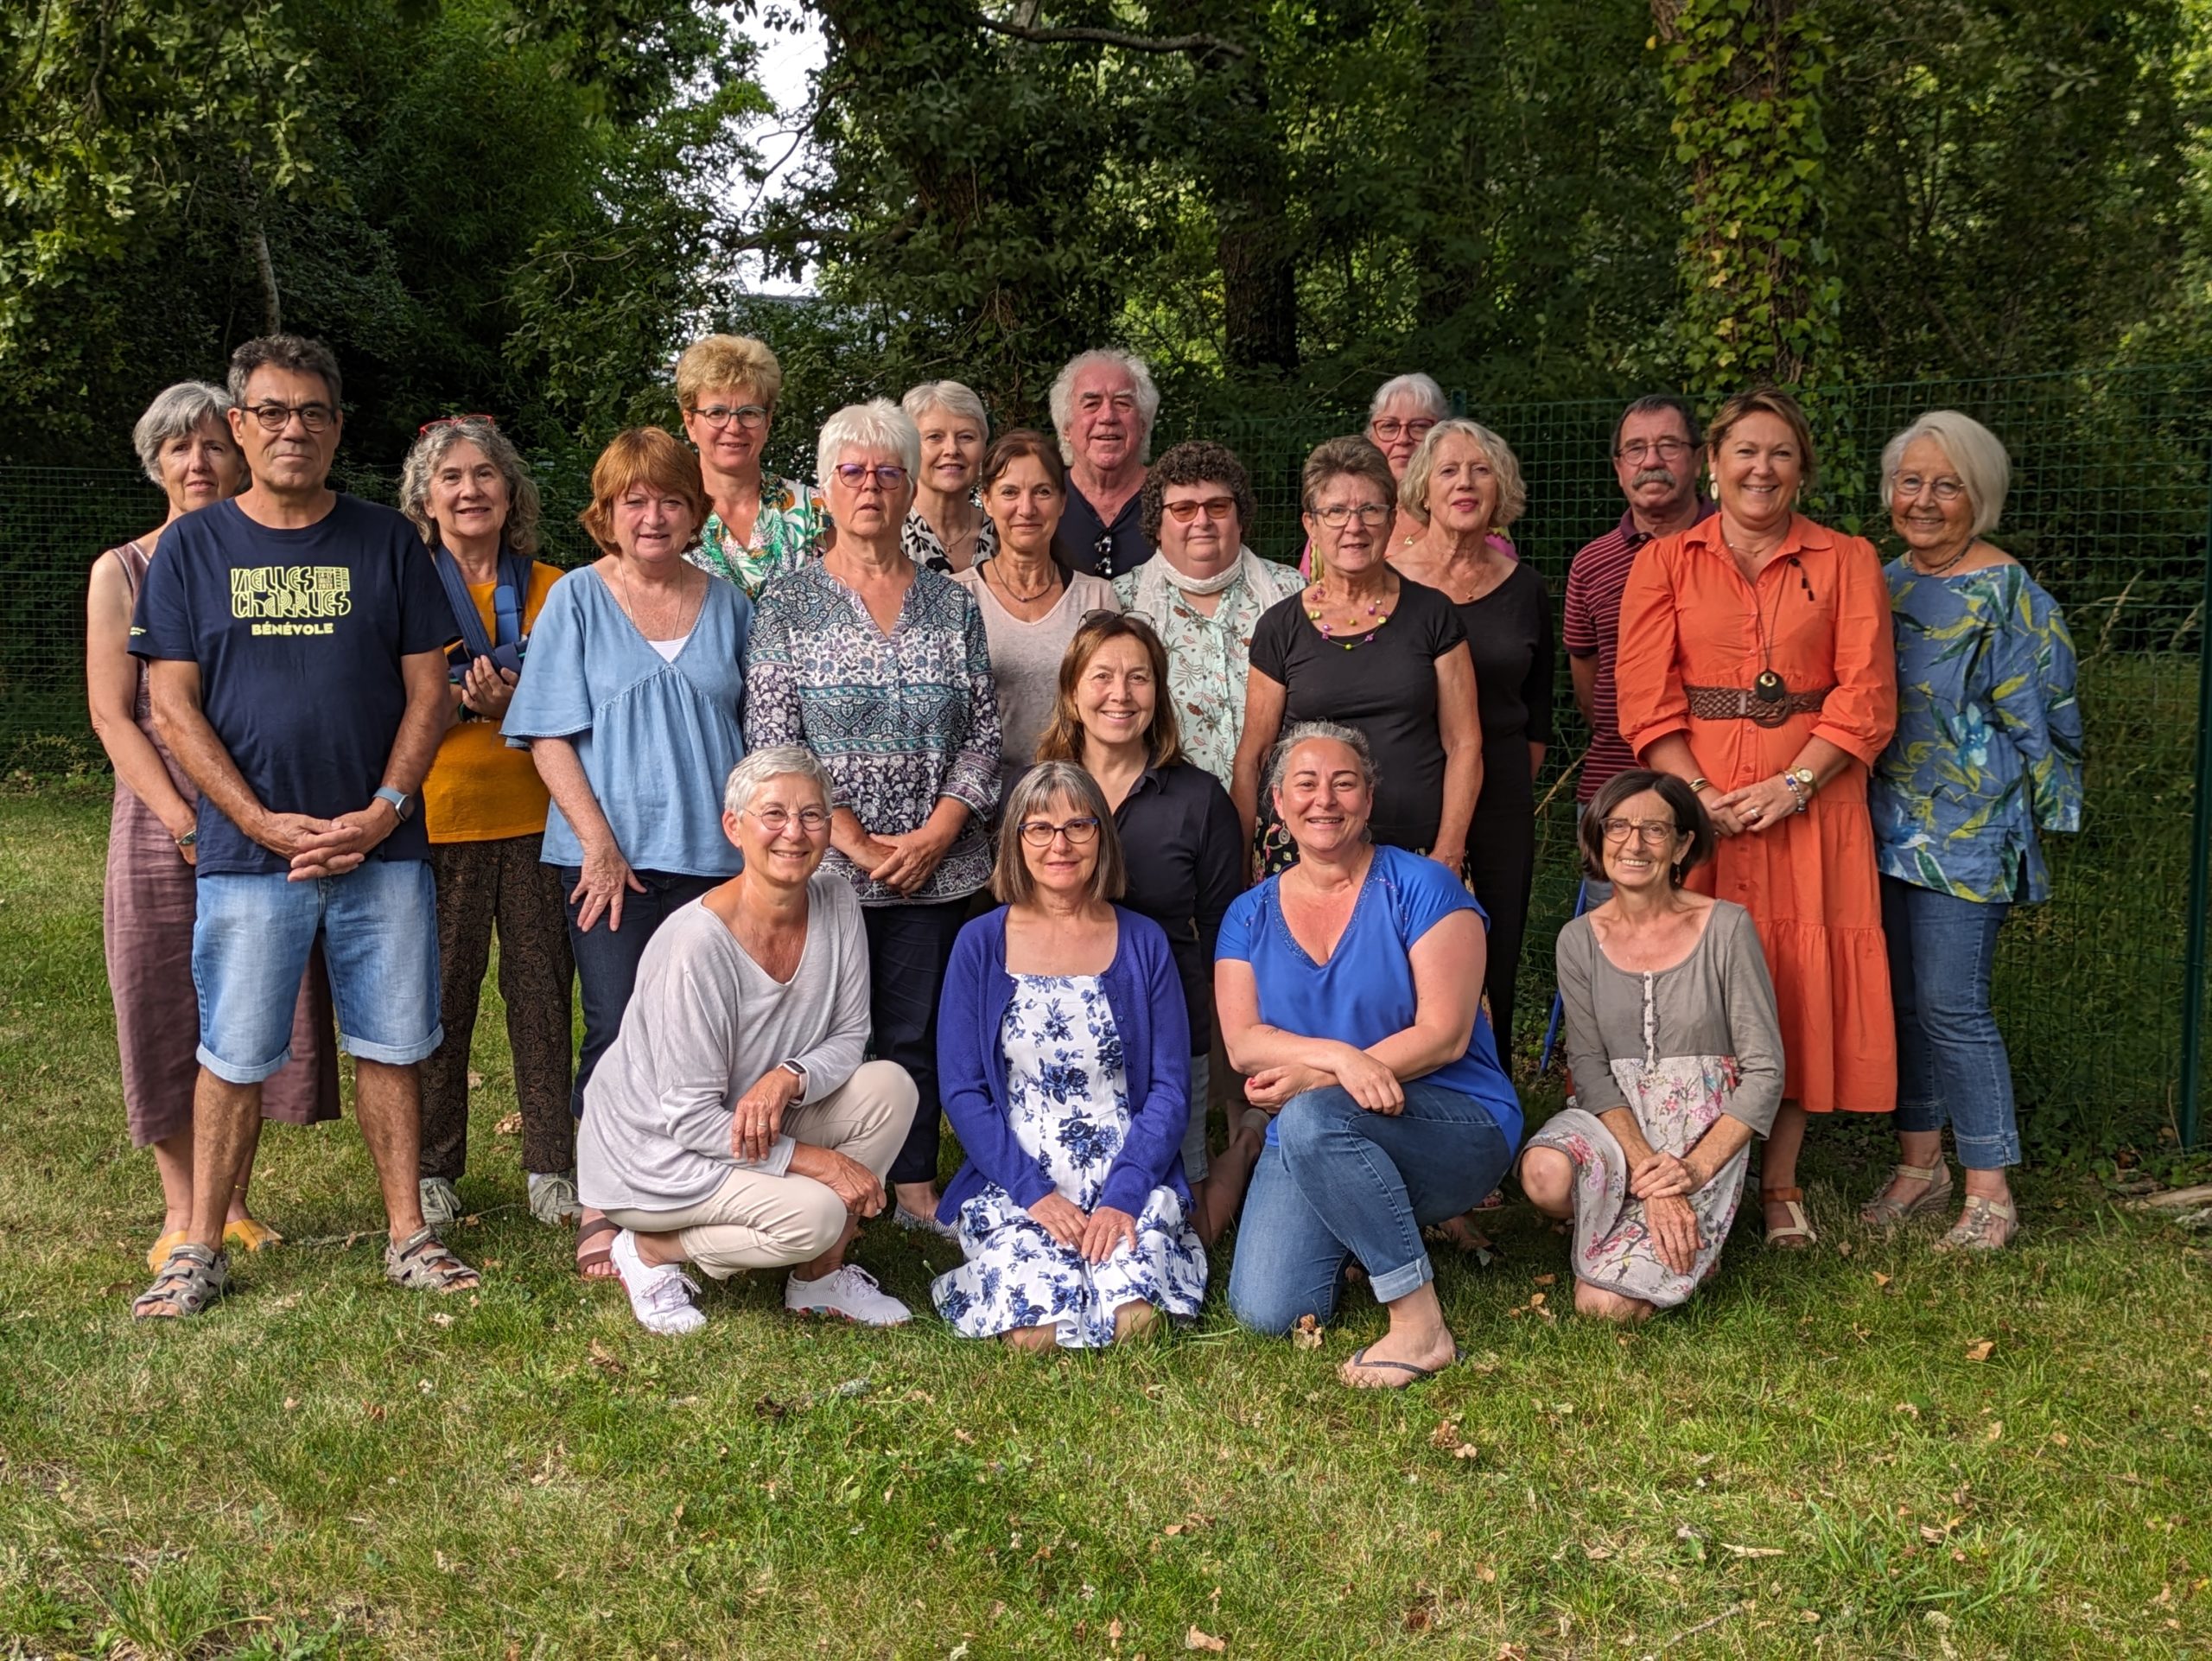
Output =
[
  {"x1": 1162, "y1": 498, "x2": 1236, "y2": 524},
  {"x1": 1370, "y1": 417, "x2": 1437, "y2": 443},
  {"x1": 1019, "y1": 817, "x2": 1101, "y2": 849},
  {"x1": 418, "y1": 413, "x2": 496, "y2": 436},
  {"x1": 243, "y1": 401, "x2": 337, "y2": 433},
  {"x1": 1617, "y1": 438, "x2": 1692, "y2": 462},
  {"x1": 746, "y1": 805, "x2": 830, "y2": 835},
  {"x1": 1892, "y1": 474, "x2": 1967, "y2": 504},
  {"x1": 1313, "y1": 503, "x2": 1392, "y2": 529},
  {"x1": 690, "y1": 404, "x2": 770, "y2": 430},
  {"x1": 1600, "y1": 817, "x2": 1681, "y2": 846},
  {"x1": 832, "y1": 462, "x2": 909, "y2": 490},
  {"x1": 1092, "y1": 532, "x2": 1117, "y2": 577}
]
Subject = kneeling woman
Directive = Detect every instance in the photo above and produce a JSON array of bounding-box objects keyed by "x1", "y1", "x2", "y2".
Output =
[
  {"x1": 1518, "y1": 771, "x2": 1783, "y2": 1321},
  {"x1": 933, "y1": 762, "x2": 1206, "y2": 1349},
  {"x1": 577, "y1": 748, "x2": 919, "y2": 1335},
  {"x1": 1218, "y1": 722, "x2": 1521, "y2": 1389}
]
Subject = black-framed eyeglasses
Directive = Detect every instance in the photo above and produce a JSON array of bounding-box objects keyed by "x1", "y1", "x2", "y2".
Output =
[
  {"x1": 1313, "y1": 503, "x2": 1391, "y2": 529},
  {"x1": 1019, "y1": 817, "x2": 1101, "y2": 849},
  {"x1": 244, "y1": 401, "x2": 338, "y2": 434},
  {"x1": 690, "y1": 403, "x2": 770, "y2": 430}
]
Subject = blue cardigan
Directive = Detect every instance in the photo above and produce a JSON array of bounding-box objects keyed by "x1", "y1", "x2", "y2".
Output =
[{"x1": 935, "y1": 905, "x2": 1192, "y2": 1223}]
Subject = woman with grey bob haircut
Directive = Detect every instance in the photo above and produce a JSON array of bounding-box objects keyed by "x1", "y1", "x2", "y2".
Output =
[
  {"x1": 1878, "y1": 410, "x2": 2010, "y2": 540},
  {"x1": 131, "y1": 382, "x2": 233, "y2": 483},
  {"x1": 992, "y1": 761, "x2": 1128, "y2": 906},
  {"x1": 723, "y1": 744, "x2": 836, "y2": 818},
  {"x1": 900, "y1": 380, "x2": 995, "y2": 575},
  {"x1": 398, "y1": 415, "x2": 544, "y2": 557}
]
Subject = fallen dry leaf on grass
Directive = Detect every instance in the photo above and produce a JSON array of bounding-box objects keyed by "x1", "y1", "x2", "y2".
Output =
[
  {"x1": 1964, "y1": 1339, "x2": 1994, "y2": 1362},
  {"x1": 588, "y1": 1340, "x2": 626, "y2": 1375},
  {"x1": 1532, "y1": 1273, "x2": 1556, "y2": 1287},
  {"x1": 1872, "y1": 1271, "x2": 1892, "y2": 1288},
  {"x1": 493, "y1": 1111, "x2": 522, "y2": 1136},
  {"x1": 1289, "y1": 1314, "x2": 1323, "y2": 1350},
  {"x1": 1721, "y1": 1543, "x2": 1783, "y2": 1558},
  {"x1": 1185, "y1": 1626, "x2": 1225, "y2": 1652}
]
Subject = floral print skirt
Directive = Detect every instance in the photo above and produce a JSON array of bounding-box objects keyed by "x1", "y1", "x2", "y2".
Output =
[
  {"x1": 931, "y1": 972, "x2": 1206, "y2": 1347},
  {"x1": 1522, "y1": 1055, "x2": 1750, "y2": 1308}
]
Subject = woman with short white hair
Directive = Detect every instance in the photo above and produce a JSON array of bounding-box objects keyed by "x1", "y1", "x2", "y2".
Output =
[
  {"x1": 747, "y1": 399, "x2": 1003, "y2": 1234},
  {"x1": 579, "y1": 747, "x2": 920, "y2": 1334},
  {"x1": 900, "y1": 380, "x2": 995, "y2": 574},
  {"x1": 88, "y1": 381, "x2": 340, "y2": 1271},
  {"x1": 1861, "y1": 410, "x2": 2081, "y2": 1252}
]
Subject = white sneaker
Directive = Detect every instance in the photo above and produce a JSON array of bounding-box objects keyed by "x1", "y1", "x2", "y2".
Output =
[
  {"x1": 418, "y1": 1176, "x2": 462, "y2": 1230},
  {"x1": 608, "y1": 1228, "x2": 706, "y2": 1336},
  {"x1": 785, "y1": 1263, "x2": 912, "y2": 1327}
]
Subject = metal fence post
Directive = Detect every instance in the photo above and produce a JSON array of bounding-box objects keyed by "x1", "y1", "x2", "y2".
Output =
[{"x1": 2178, "y1": 461, "x2": 2212, "y2": 1150}]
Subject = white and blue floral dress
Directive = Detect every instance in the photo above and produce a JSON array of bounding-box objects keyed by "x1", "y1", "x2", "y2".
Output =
[{"x1": 931, "y1": 974, "x2": 1206, "y2": 1346}]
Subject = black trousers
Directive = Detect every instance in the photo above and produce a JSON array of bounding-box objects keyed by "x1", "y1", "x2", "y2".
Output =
[
  {"x1": 558, "y1": 867, "x2": 721, "y2": 1120},
  {"x1": 1464, "y1": 750, "x2": 1535, "y2": 1064},
  {"x1": 863, "y1": 897, "x2": 973, "y2": 1187}
]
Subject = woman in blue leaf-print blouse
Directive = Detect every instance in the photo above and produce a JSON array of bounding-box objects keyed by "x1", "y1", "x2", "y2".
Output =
[{"x1": 1865, "y1": 411, "x2": 2082, "y2": 1253}]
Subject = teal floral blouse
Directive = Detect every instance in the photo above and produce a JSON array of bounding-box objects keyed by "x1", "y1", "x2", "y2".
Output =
[
  {"x1": 1871, "y1": 559, "x2": 2082, "y2": 904},
  {"x1": 687, "y1": 476, "x2": 828, "y2": 598}
]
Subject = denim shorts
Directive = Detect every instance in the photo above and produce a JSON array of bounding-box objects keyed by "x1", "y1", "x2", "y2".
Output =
[{"x1": 192, "y1": 858, "x2": 443, "y2": 1084}]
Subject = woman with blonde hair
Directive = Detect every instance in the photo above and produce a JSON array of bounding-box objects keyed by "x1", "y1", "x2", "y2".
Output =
[{"x1": 675, "y1": 333, "x2": 825, "y2": 596}]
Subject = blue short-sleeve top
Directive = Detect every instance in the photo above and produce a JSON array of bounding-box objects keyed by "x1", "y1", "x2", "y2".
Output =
[
  {"x1": 1216, "y1": 843, "x2": 1522, "y2": 1146},
  {"x1": 501, "y1": 565, "x2": 753, "y2": 876}
]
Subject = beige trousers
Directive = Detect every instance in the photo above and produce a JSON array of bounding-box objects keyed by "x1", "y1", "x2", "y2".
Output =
[{"x1": 603, "y1": 1060, "x2": 916, "y2": 1278}]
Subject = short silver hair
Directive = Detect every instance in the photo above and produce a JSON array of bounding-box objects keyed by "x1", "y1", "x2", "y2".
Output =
[
  {"x1": 131, "y1": 382, "x2": 233, "y2": 485},
  {"x1": 1046, "y1": 349, "x2": 1160, "y2": 465},
  {"x1": 901, "y1": 380, "x2": 990, "y2": 436},
  {"x1": 397, "y1": 417, "x2": 544, "y2": 557},
  {"x1": 1266, "y1": 720, "x2": 1379, "y2": 799},
  {"x1": 1369, "y1": 373, "x2": 1450, "y2": 423},
  {"x1": 1399, "y1": 417, "x2": 1528, "y2": 531},
  {"x1": 817, "y1": 398, "x2": 921, "y2": 487},
  {"x1": 991, "y1": 760, "x2": 1127, "y2": 907},
  {"x1": 1880, "y1": 410, "x2": 2011, "y2": 540},
  {"x1": 722, "y1": 746, "x2": 834, "y2": 818}
]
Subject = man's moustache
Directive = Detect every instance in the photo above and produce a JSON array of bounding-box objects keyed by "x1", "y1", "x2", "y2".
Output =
[{"x1": 1633, "y1": 468, "x2": 1678, "y2": 489}]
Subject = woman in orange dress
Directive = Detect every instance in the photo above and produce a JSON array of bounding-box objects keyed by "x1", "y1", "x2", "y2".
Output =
[{"x1": 1614, "y1": 387, "x2": 1897, "y2": 1248}]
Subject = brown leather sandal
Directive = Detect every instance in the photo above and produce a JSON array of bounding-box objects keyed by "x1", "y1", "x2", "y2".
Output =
[{"x1": 1762, "y1": 1186, "x2": 1816, "y2": 1250}]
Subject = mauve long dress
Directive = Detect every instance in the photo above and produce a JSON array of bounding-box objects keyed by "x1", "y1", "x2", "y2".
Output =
[{"x1": 103, "y1": 540, "x2": 340, "y2": 1145}]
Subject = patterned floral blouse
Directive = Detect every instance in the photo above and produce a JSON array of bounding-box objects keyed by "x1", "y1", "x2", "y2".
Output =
[
  {"x1": 687, "y1": 476, "x2": 827, "y2": 598},
  {"x1": 1113, "y1": 549, "x2": 1306, "y2": 786},
  {"x1": 1872, "y1": 558, "x2": 2082, "y2": 904},
  {"x1": 744, "y1": 559, "x2": 1002, "y2": 906},
  {"x1": 902, "y1": 503, "x2": 996, "y2": 573}
]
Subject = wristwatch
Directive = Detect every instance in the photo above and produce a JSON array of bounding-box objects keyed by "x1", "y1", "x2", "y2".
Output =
[
  {"x1": 1787, "y1": 766, "x2": 1817, "y2": 799},
  {"x1": 777, "y1": 1059, "x2": 807, "y2": 1091},
  {"x1": 373, "y1": 786, "x2": 416, "y2": 823}
]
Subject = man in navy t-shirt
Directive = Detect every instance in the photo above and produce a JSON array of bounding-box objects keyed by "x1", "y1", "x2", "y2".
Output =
[{"x1": 127, "y1": 333, "x2": 480, "y2": 1317}]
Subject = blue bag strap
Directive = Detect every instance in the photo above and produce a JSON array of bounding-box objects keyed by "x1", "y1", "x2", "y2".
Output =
[
  {"x1": 492, "y1": 547, "x2": 531, "y2": 649},
  {"x1": 432, "y1": 545, "x2": 496, "y2": 664}
]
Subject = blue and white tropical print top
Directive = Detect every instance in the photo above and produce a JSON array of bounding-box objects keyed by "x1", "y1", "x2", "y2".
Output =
[{"x1": 1872, "y1": 558, "x2": 2082, "y2": 904}]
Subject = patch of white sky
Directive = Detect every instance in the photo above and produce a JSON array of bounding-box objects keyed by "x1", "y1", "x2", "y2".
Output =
[{"x1": 728, "y1": 6, "x2": 827, "y2": 298}]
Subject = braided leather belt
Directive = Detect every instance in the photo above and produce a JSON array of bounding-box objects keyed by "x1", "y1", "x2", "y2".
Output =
[{"x1": 1684, "y1": 683, "x2": 1831, "y2": 729}]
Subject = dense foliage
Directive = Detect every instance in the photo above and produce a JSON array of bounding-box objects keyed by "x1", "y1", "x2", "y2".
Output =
[{"x1": 1, "y1": 0, "x2": 2205, "y2": 461}]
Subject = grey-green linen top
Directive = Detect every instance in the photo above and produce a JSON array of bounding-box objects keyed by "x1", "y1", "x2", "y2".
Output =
[
  {"x1": 1553, "y1": 900, "x2": 1785, "y2": 1134},
  {"x1": 576, "y1": 873, "x2": 871, "y2": 1213}
]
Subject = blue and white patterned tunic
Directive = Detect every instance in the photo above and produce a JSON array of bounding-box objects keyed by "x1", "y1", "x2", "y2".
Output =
[
  {"x1": 744, "y1": 558, "x2": 1002, "y2": 905},
  {"x1": 932, "y1": 974, "x2": 1206, "y2": 1346}
]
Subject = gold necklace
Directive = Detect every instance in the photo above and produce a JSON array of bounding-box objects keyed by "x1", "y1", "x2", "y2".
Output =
[{"x1": 613, "y1": 560, "x2": 702, "y2": 640}]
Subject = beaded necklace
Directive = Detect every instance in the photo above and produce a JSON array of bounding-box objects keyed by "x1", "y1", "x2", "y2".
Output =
[{"x1": 1304, "y1": 552, "x2": 1394, "y2": 650}]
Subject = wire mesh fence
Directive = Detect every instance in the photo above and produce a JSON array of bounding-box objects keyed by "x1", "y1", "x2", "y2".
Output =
[{"x1": 5, "y1": 362, "x2": 2208, "y2": 1151}]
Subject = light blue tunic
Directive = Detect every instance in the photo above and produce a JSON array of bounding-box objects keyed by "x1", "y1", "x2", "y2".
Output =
[{"x1": 503, "y1": 565, "x2": 753, "y2": 876}]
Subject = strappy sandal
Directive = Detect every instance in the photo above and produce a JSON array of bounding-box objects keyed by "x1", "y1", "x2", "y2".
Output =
[
  {"x1": 575, "y1": 1213, "x2": 620, "y2": 1278},
  {"x1": 223, "y1": 1218, "x2": 284, "y2": 1253},
  {"x1": 1934, "y1": 1194, "x2": 2018, "y2": 1253},
  {"x1": 132, "y1": 1242, "x2": 229, "y2": 1321},
  {"x1": 146, "y1": 1228, "x2": 190, "y2": 1272},
  {"x1": 384, "y1": 1227, "x2": 481, "y2": 1292},
  {"x1": 1761, "y1": 1187, "x2": 1817, "y2": 1250},
  {"x1": 1859, "y1": 1161, "x2": 1955, "y2": 1231}
]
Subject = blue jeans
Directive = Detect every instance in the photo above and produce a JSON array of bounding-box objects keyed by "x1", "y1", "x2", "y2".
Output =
[
  {"x1": 193, "y1": 858, "x2": 441, "y2": 1083},
  {"x1": 560, "y1": 866, "x2": 721, "y2": 1119},
  {"x1": 1226, "y1": 1082, "x2": 1513, "y2": 1333},
  {"x1": 1881, "y1": 875, "x2": 2020, "y2": 1169}
]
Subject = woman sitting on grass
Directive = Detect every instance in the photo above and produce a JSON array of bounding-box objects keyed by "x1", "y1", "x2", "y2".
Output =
[
  {"x1": 1518, "y1": 771, "x2": 1783, "y2": 1321},
  {"x1": 576, "y1": 748, "x2": 919, "y2": 1336},
  {"x1": 931, "y1": 762, "x2": 1206, "y2": 1350}
]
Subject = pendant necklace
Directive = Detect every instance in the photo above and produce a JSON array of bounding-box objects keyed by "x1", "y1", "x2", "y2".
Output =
[
  {"x1": 1723, "y1": 528, "x2": 1792, "y2": 710},
  {"x1": 1911, "y1": 539, "x2": 1977, "y2": 579}
]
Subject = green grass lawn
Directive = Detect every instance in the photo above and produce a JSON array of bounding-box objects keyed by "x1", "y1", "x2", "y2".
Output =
[{"x1": 3, "y1": 780, "x2": 2209, "y2": 1659}]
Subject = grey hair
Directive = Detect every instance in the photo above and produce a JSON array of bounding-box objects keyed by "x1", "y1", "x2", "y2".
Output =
[
  {"x1": 722, "y1": 746, "x2": 834, "y2": 818},
  {"x1": 131, "y1": 381, "x2": 233, "y2": 485},
  {"x1": 991, "y1": 760, "x2": 1127, "y2": 907},
  {"x1": 901, "y1": 379, "x2": 990, "y2": 436},
  {"x1": 1265, "y1": 720, "x2": 1379, "y2": 800},
  {"x1": 397, "y1": 417, "x2": 544, "y2": 557},
  {"x1": 817, "y1": 398, "x2": 921, "y2": 487},
  {"x1": 1369, "y1": 372, "x2": 1450, "y2": 423},
  {"x1": 1399, "y1": 417, "x2": 1528, "y2": 531},
  {"x1": 1046, "y1": 349, "x2": 1160, "y2": 465},
  {"x1": 1879, "y1": 410, "x2": 2011, "y2": 540},
  {"x1": 227, "y1": 333, "x2": 342, "y2": 408}
]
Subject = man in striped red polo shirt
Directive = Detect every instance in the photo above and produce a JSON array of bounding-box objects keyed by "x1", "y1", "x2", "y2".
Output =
[{"x1": 1563, "y1": 394, "x2": 1716, "y2": 824}]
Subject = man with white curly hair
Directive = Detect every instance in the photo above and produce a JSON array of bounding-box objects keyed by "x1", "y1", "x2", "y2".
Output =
[{"x1": 1047, "y1": 347, "x2": 1159, "y2": 578}]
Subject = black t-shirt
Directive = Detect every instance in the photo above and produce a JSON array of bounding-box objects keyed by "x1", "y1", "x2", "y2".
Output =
[
  {"x1": 130, "y1": 493, "x2": 452, "y2": 876},
  {"x1": 1113, "y1": 761, "x2": 1244, "y2": 1049},
  {"x1": 1458, "y1": 558, "x2": 1555, "y2": 808},
  {"x1": 1249, "y1": 577, "x2": 1468, "y2": 851}
]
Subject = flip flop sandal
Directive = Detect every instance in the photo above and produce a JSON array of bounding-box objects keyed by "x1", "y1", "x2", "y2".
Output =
[
  {"x1": 132, "y1": 1242, "x2": 230, "y2": 1321},
  {"x1": 223, "y1": 1218, "x2": 284, "y2": 1253},
  {"x1": 385, "y1": 1227, "x2": 480, "y2": 1292},
  {"x1": 575, "y1": 1214, "x2": 621, "y2": 1278},
  {"x1": 1341, "y1": 1343, "x2": 1465, "y2": 1389},
  {"x1": 1762, "y1": 1186, "x2": 1817, "y2": 1250},
  {"x1": 146, "y1": 1228, "x2": 190, "y2": 1272}
]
